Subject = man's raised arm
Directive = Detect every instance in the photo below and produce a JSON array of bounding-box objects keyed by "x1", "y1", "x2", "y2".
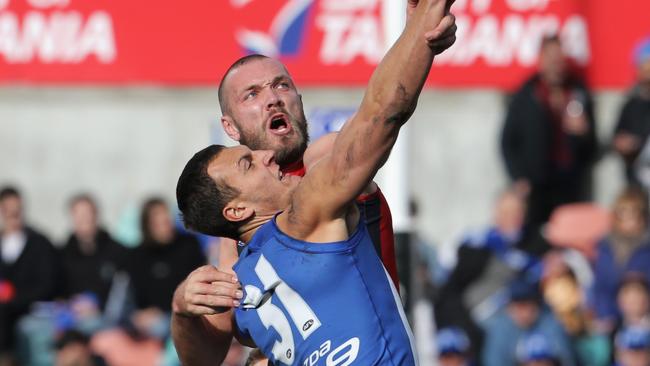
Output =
[{"x1": 284, "y1": 0, "x2": 453, "y2": 234}]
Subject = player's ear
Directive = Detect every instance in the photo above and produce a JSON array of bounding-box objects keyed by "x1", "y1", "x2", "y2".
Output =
[
  {"x1": 221, "y1": 116, "x2": 241, "y2": 142},
  {"x1": 223, "y1": 202, "x2": 254, "y2": 223}
]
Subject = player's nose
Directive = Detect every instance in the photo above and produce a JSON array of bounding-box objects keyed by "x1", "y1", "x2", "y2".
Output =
[
  {"x1": 265, "y1": 89, "x2": 283, "y2": 110},
  {"x1": 259, "y1": 150, "x2": 276, "y2": 166}
]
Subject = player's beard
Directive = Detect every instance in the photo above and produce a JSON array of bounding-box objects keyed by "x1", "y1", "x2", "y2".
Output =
[{"x1": 239, "y1": 113, "x2": 310, "y2": 167}]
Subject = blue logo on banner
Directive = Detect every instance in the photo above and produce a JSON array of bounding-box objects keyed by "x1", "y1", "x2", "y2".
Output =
[
  {"x1": 237, "y1": 0, "x2": 314, "y2": 57},
  {"x1": 308, "y1": 108, "x2": 356, "y2": 140}
]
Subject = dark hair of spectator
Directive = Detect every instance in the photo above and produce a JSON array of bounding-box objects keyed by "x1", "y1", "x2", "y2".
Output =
[
  {"x1": 245, "y1": 348, "x2": 267, "y2": 366},
  {"x1": 218, "y1": 54, "x2": 270, "y2": 114},
  {"x1": 614, "y1": 186, "x2": 649, "y2": 222},
  {"x1": 139, "y1": 196, "x2": 168, "y2": 245},
  {"x1": 176, "y1": 145, "x2": 242, "y2": 239},
  {"x1": 0, "y1": 185, "x2": 20, "y2": 201},
  {"x1": 68, "y1": 193, "x2": 98, "y2": 214},
  {"x1": 55, "y1": 329, "x2": 90, "y2": 350},
  {"x1": 618, "y1": 274, "x2": 650, "y2": 295}
]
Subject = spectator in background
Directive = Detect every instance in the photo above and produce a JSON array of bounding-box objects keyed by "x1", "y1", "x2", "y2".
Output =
[
  {"x1": 616, "y1": 276, "x2": 650, "y2": 334},
  {"x1": 0, "y1": 186, "x2": 58, "y2": 366},
  {"x1": 613, "y1": 326, "x2": 650, "y2": 366},
  {"x1": 91, "y1": 198, "x2": 206, "y2": 366},
  {"x1": 482, "y1": 279, "x2": 575, "y2": 366},
  {"x1": 59, "y1": 194, "x2": 127, "y2": 313},
  {"x1": 437, "y1": 327, "x2": 472, "y2": 366},
  {"x1": 541, "y1": 251, "x2": 589, "y2": 337},
  {"x1": 592, "y1": 187, "x2": 650, "y2": 331},
  {"x1": 435, "y1": 189, "x2": 547, "y2": 360},
  {"x1": 245, "y1": 348, "x2": 268, "y2": 366},
  {"x1": 54, "y1": 330, "x2": 106, "y2": 366},
  {"x1": 15, "y1": 195, "x2": 129, "y2": 366},
  {"x1": 126, "y1": 197, "x2": 205, "y2": 340},
  {"x1": 612, "y1": 37, "x2": 650, "y2": 188},
  {"x1": 542, "y1": 250, "x2": 611, "y2": 366},
  {"x1": 501, "y1": 35, "x2": 597, "y2": 228}
]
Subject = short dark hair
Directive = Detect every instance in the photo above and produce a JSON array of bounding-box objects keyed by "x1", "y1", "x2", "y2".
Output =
[
  {"x1": 140, "y1": 196, "x2": 168, "y2": 245},
  {"x1": 245, "y1": 348, "x2": 267, "y2": 366},
  {"x1": 176, "y1": 145, "x2": 242, "y2": 239},
  {"x1": 619, "y1": 274, "x2": 650, "y2": 295},
  {"x1": 0, "y1": 186, "x2": 20, "y2": 201},
  {"x1": 55, "y1": 330, "x2": 90, "y2": 350},
  {"x1": 68, "y1": 193, "x2": 97, "y2": 212},
  {"x1": 218, "y1": 54, "x2": 270, "y2": 114}
]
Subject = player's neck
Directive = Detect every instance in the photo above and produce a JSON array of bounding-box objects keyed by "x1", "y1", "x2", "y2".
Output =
[
  {"x1": 238, "y1": 212, "x2": 277, "y2": 244},
  {"x1": 280, "y1": 160, "x2": 305, "y2": 176}
]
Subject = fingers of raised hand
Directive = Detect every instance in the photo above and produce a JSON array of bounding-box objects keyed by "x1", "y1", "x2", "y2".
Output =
[
  {"x1": 185, "y1": 281, "x2": 242, "y2": 307},
  {"x1": 425, "y1": 13, "x2": 456, "y2": 41},
  {"x1": 187, "y1": 282, "x2": 241, "y2": 299},
  {"x1": 187, "y1": 293, "x2": 240, "y2": 310},
  {"x1": 426, "y1": 33, "x2": 457, "y2": 54},
  {"x1": 191, "y1": 266, "x2": 239, "y2": 284}
]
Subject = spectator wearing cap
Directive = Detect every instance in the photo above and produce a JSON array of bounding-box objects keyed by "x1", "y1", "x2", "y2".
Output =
[
  {"x1": 436, "y1": 190, "x2": 548, "y2": 361},
  {"x1": 437, "y1": 327, "x2": 471, "y2": 366},
  {"x1": 612, "y1": 36, "x2": 650, "y2": 187},
  {"x1": 516, "y1": 333, "x2": 561, "y2": 366},
  {"x1": 482, "y1": 279, "x2": 575, "y2": 366},
  {"x1": 614, "y1": 326, "x2": 650, "y2": 366},
  {"x1": 541, "y1": 250, "x2": 611, "y2": 366}
]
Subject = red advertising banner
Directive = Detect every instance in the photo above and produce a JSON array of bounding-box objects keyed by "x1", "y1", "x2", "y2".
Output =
[{"x1": 0, "y1": 0, "x2": 648, "y2": 89}]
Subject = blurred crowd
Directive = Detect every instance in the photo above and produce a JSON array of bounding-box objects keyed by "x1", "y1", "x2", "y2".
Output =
[
  {"x1": 0, "y1": 188, "x2": 214, "y2": 366},
  {"x1": 2, "y1": 34, "x2": 650, "y2": 366},
  {"x1": 423, "y1": 36, "x2": 650, "y2": 366}
]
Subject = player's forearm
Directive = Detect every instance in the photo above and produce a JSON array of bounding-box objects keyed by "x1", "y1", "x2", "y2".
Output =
[
  {"x1": 171, "y1": 313, "x2": 232, "y2": 366},
  {"x1": 358, "y1": 0, "x2": 442, "y2": 128},
  {"x1": 325, "y1": 0, "x2": 443, "y2": 199}
]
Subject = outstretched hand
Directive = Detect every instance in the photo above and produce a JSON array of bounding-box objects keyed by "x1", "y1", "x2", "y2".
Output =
[
  {"x1": 172, "y1": 265, "x2": 242, "y2": 316},
  {"x1": 425, "y1": 12, "x2": 457, "y2": 55},
  {"x1": 408, "y1": 0, "x2": 457, "y2": 55},
  {"x1": 407, "y1": 0, "x2": 455, "y2": 20}
]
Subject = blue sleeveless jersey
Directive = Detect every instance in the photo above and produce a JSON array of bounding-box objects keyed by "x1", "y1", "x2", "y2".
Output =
[{"x1": 233, "y1": 217, "x2": 418, "y2": 366}]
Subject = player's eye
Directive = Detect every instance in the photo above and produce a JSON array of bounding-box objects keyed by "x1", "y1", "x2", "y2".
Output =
[
  {"x1": 244, "y1": 90, "x2": 257, "y2": 100},
  {"x1": 238, "y1": 158, "x2": 252, "y2": 171}
]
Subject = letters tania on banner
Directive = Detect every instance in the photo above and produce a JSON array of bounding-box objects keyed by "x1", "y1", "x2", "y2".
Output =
[{"x1": 0, "y1": 0, "x2": 648, "y2": 89}]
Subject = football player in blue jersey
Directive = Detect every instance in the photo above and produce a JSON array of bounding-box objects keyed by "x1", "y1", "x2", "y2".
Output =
[{"x1": 171, "y1": 0, "x2": 456, "y2": 364}]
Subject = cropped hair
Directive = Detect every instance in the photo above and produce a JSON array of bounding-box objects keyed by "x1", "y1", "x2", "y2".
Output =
[
  {"x1": 0, "y1": 186, "x2": 20, "y2": 201},
  {"x1": 218, "y1": 54, "x2": 270, "y2": 114},
  {"x1": 68, "y1": 193, "x2": 97, "y2": 213},
  {"x1": 614, "y1": 186, "x2": 649, "y2": 221},
  {"x1": 140, "y1": 196, "x2": 168, "y2": 245},
  {"x1": 176, "y1": 145, "x2": 241, "y2": 239}
]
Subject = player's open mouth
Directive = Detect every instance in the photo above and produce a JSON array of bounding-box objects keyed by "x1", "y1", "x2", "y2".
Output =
[{"x1": 268, "y1": 113, "x2": 292, "y2": 136}]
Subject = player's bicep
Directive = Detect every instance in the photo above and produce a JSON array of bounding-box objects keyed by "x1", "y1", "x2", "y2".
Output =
[
  {"x1": 287, "y1": 114, "x2": 396, "y2": 232},
  {"x1": 303, "y1": 132, "x2": 338, "y2": 170}
]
